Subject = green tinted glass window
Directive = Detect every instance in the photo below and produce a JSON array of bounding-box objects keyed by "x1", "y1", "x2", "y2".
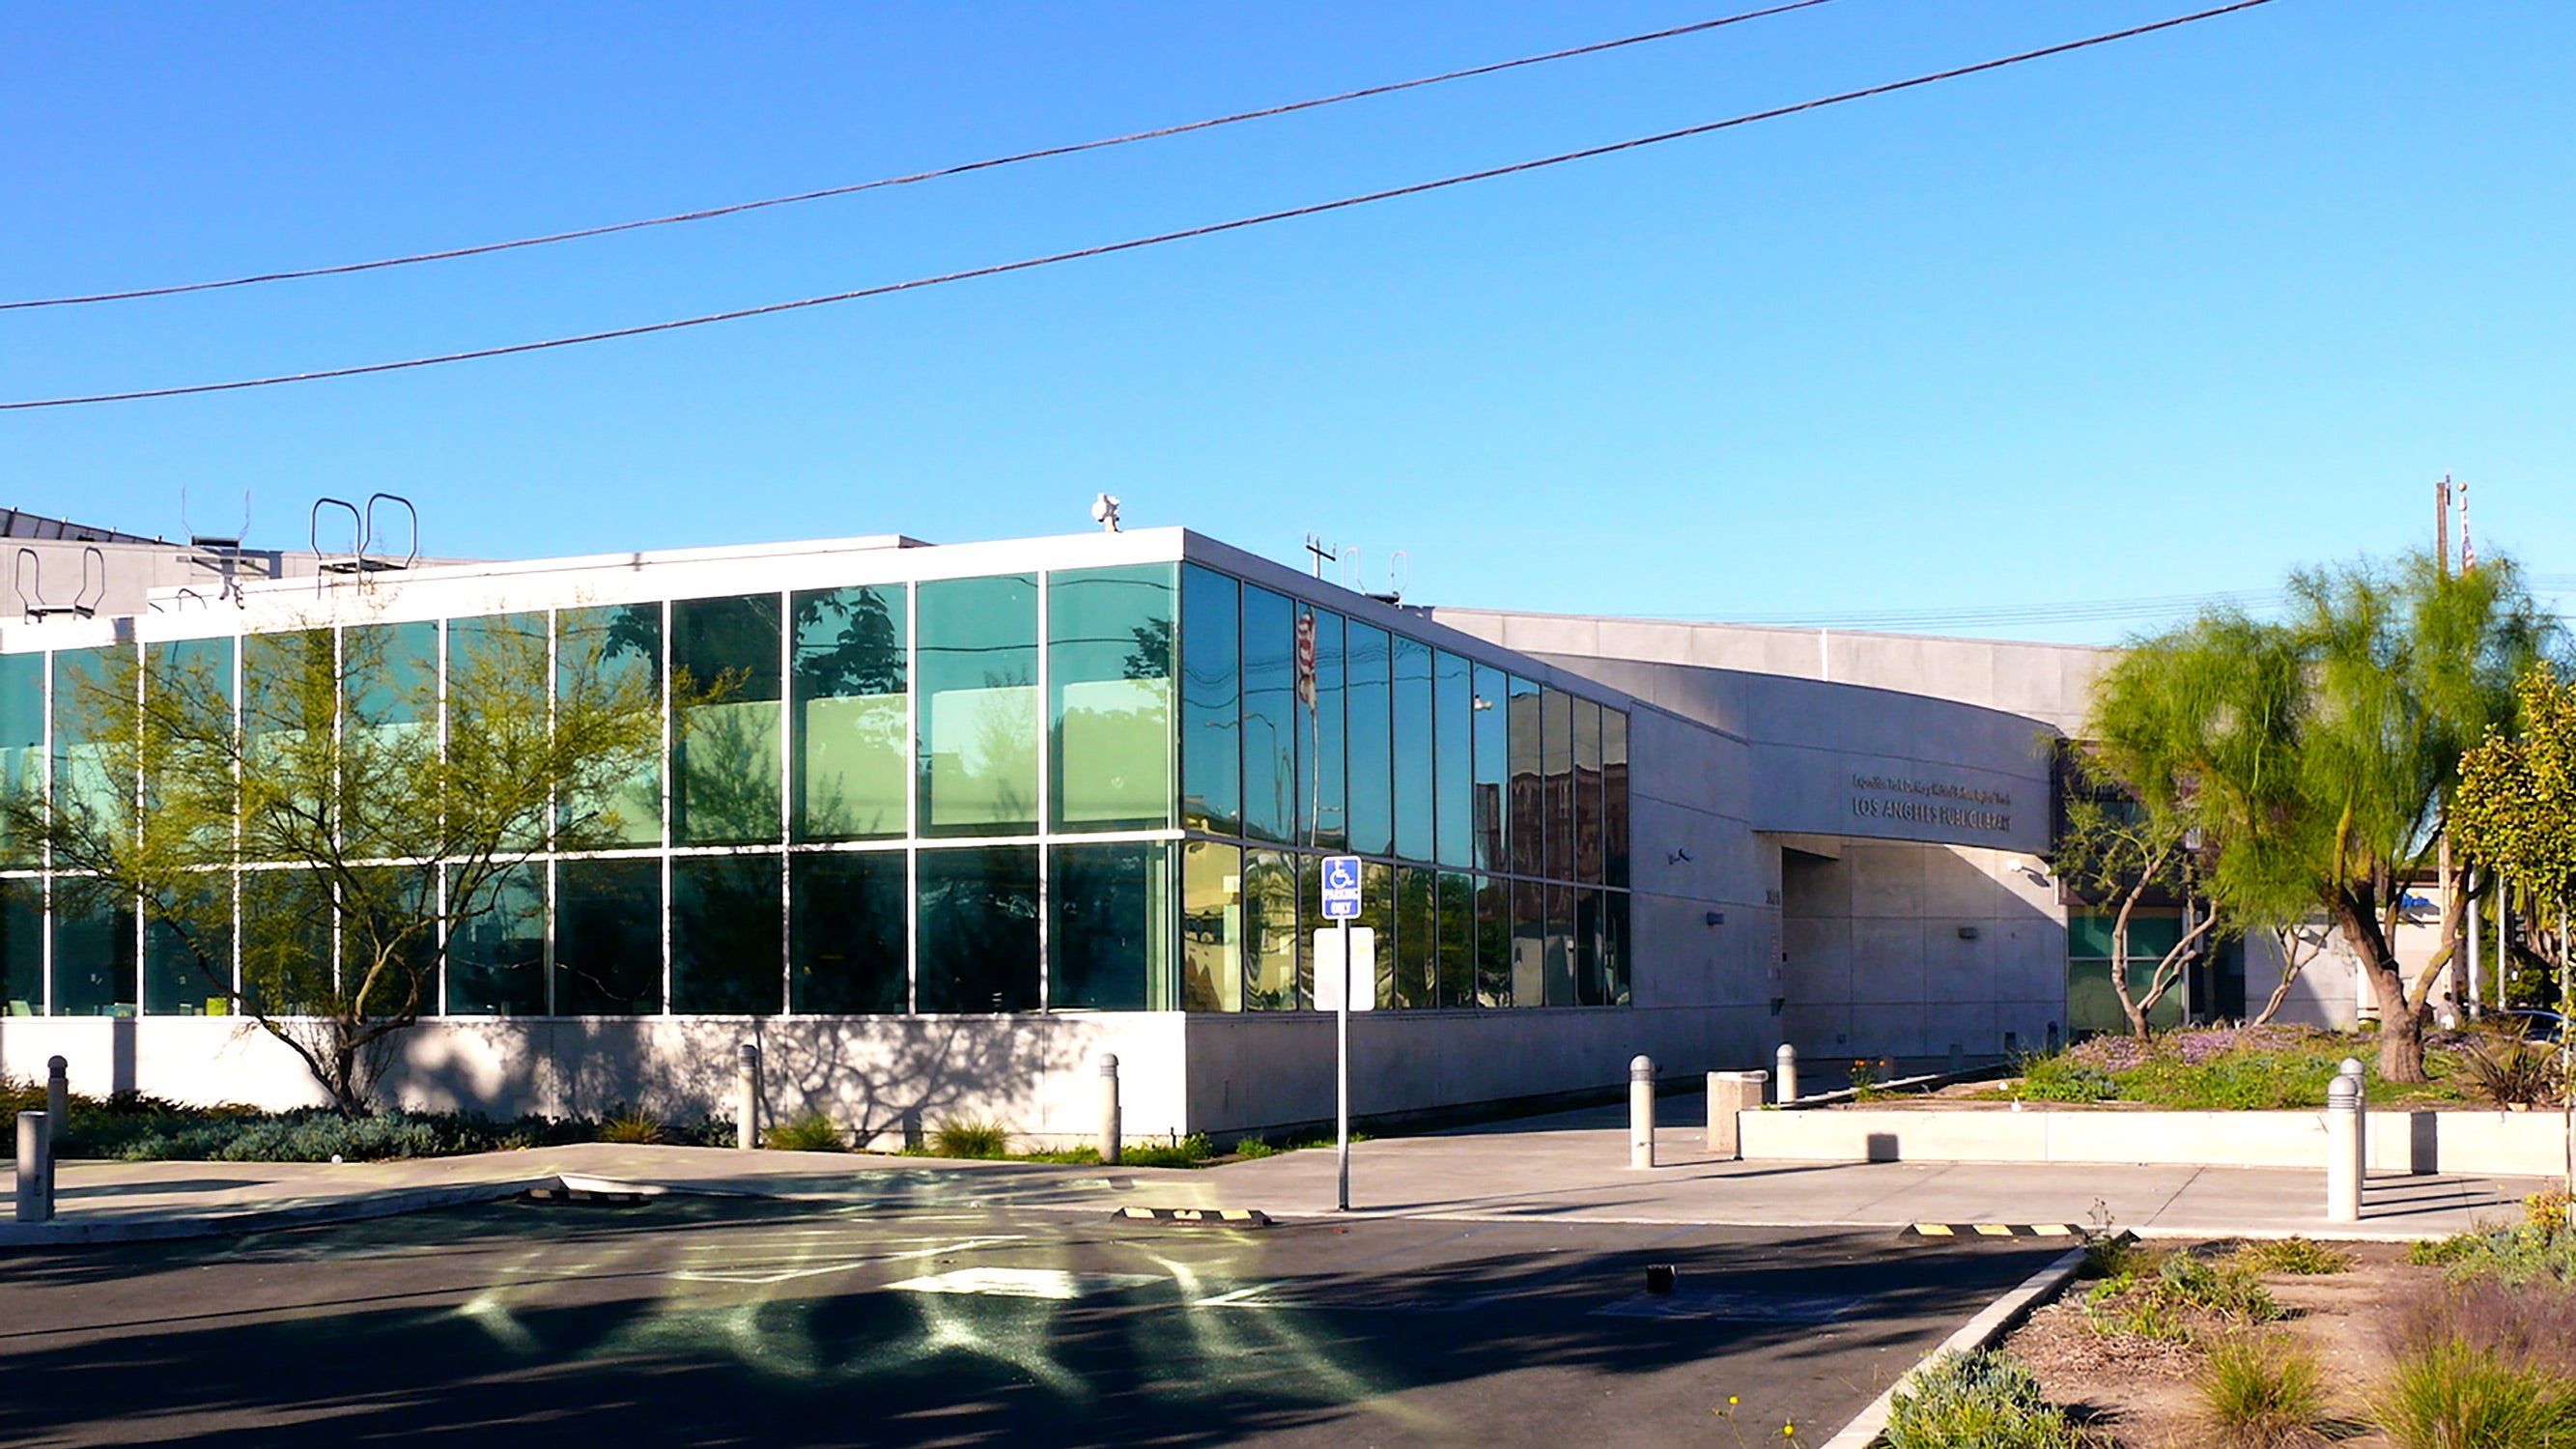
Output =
[
  {"x1": 448, "y1": 862, "x2": 547, "y2": 1016},
  {"x1": 1392, "y1": 636, "x2": 1433, "y2": 863},
  {"x1": 792, "y1": 585, "x2": 908, "y2": 841},
  {"x1": 140, "y1": 638, "x2": 233, "y2": 859},
  {"x1": 1243, "y1": 848, "x2": 1299, "y2": 1010},
  {"x1": 0, "y1": 654, "x2": 41, "y2": 867},
  {"x1": 1241, "y1": 586, "x2": 1297, "y2": 843},
  {"x1": 1436, "y1": 870, "x2": 1475, "y2": 1008},
  {"x1": 1182, "y1": 840, "x2": 1241, "y2": 1013},
  {"x1": 1507, "y1": 676, "x2": 1542, "y2": 876},
  {"x1": 1179, "y1": 566, "x2": 1240, "y2": 835},
  {"x1": 672, "y1": 852, "x2": 781, "y2": 1013},
  {"x1": 1474, "y1": 874, "x2": 1511, "y2": 1008},
  {"x1": 555, "y1": 857, "x2": 663, "y2": 1014},
  {"x1": 240, "y1": 868, "x2": 331, "y2": 1016},
  {"x1": 144, "y1": 882, "x2": 230, "y2": 1016},
  {"x1": 916, "y1": 845, "x2": 1039, "y2": 1012},
  {"x1": 1345, "y1": 624, "x2": 1391, "y2": 857},
  {"x1": 673, "y1": 596, "x2": 783, "y2": 846},
  {"x1": 790, "y1": 850, "x2": 907, "y2": 1012},
  {"x1": 919, "y1": 576, "x2": 1038, "y2": 837},
  {"x1": 50, "y1": 878, "x2": 134, "y2": 1016},
  {"x1": 342, "y1": 622, "x2": 439, "y2": 859},
  {"x1": 1544, "y1": 882, "x2": 1575, "y2": 1007},
  {"x1": 1049, "y1": 565, "x2": 1175, "y2": 832},
  {"x1": 0, "y1": 879, "x2": 42, "y2": 1015},
  {"x1": 1510, "y1": 878, "x2": 1543, "y2": 1007},
  {"x1": 557, "y1": 606, "x2": 663, "y2": 846},
  {"x1": 1543, "y1": 691, "x2": 1573, "y2": 882},
  {"x1": 52, "y1": 645, "x2": 131, "y2": 839},
  {"x1": 1574, "y1": 697, "x2": 1603, "y2": 885},
  {"x1": 1394, "y1": 865, "x2": 1434, "y2": 1009},
  {"x1": 1295, "y1": 609, "x2": 1345, "y2": 850},
  {"x1": 1604, "y1": 709, "x2": 1630, "y2": 888},
  {"x1": 1471, "y1": 664, "x2": 1505, "y2": 873},
  {"x1": 1051, "y1": 840, "x2": 1173, "y2": 1010},
  {"x1": 447, "y1": 614, "x2": 551, "y2": 855}
]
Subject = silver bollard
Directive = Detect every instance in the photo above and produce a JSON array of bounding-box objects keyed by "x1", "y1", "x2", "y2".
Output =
[
  {"x1": 46, "y1": 1055, "x2": 68, "y2": 1151},
  {"x1": 2325, "y1": 1073, "x2": 2362, "y2": 1223},
  {"x1": 15, "y1": 1111, "x2": 50, "y2": 1224},
  {"x1": 1774, "y1": 1043, "x2": 1798, "y2": 1104},
  {"x1": 736, "y1": 1042, "x2": 762, "y2": 1152},
  {"x1": 1097, "y1": 1053, "x2": 1122, "y2": 1166},
  {"x1": 1629, "y1": 1055, "x2": 1656, "y2": 1169}
]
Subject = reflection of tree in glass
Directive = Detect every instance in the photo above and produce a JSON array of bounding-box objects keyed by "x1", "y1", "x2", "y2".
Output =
[
  {"x1": 797, "y1": 587, "x2": 904, "y2": 696},
  {"x1": 1123, "y1": 615, "x2": 1174, "y2": 682}
]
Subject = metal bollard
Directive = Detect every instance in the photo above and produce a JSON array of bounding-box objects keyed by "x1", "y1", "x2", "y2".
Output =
[
  {"x1": 1097, "y1": 1054, "x2": 1122, "y2": 1166},
  {"x1": 1774, "y1": 1043, "x2": 1798, "y2": 1104},
  {"x1": 15, "y1": 1111, "x2": 50, "y2": 1224},
  {"x1": 46, "y1": 1056, "x2": 68, "y2": 1151},
  {"x1": 2325, "y1": 1073, "x2": 2362, "y2": 1223},
  {"x1": 736, "y1": 1042, "x2": 761, "y2": 1152},
  {"x1": 1629, "y1": 1056, "x2": 1656, "y2": 1169}
]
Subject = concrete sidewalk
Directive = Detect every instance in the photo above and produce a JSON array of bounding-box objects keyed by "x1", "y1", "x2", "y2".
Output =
[{"x1": 6, "y1": 1096, "x2": 2557, "y2": 1246}]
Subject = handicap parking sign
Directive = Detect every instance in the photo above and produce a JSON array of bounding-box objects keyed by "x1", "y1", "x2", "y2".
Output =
[{"x1": 1320, "y1": 855, "x2": 1362, "y2": 920}]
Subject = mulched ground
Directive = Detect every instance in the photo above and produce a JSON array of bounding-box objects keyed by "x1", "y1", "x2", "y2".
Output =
[{"x1": 2002, "y1": 1240, "x2": 2437, "y2": 1447}]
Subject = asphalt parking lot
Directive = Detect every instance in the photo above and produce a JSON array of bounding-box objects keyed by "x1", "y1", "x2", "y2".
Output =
[{"x1": 0, "y1": 1194, "x2": 2059, "y2": 1448}]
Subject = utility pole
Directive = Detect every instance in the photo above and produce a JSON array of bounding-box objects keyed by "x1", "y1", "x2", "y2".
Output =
[{"x1": 2436, "y1": 474, "x2": 2452, "y2": 577}]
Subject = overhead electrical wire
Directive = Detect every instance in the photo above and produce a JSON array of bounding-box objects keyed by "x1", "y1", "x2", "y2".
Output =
[
  {"x1": 0, "y1": 0, "x2": 1840, "y2": 313},
  {"x1": 0, "y1": 0, "x2": 2279, "y2": 412}
]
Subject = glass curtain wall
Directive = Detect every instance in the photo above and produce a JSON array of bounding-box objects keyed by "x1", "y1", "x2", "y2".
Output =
[{"x1": 2, "y1": 552, "x2": 1631, "y2": 1022}]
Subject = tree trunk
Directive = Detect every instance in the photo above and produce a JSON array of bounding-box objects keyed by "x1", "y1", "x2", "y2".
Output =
[{"x1": 2328, "y1": 884, "x2": 2427, "y2": 1082}]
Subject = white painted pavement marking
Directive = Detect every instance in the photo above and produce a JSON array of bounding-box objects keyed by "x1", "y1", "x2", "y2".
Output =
[
  {"x1": 887, "y1": 1267, "x2": 1163, "y2": 1300},
  {"x1": 668, "y1": 1235, "x2": 1028, "y2": 1286}
]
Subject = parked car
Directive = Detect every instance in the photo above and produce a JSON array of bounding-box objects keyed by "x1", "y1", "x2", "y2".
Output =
[{"x1": 2489, "y1": 1009, "x2": 2567, "y2": 1044}]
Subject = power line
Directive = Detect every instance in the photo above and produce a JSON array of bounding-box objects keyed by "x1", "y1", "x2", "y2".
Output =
[
  {"x1": 0, "y1": 0, "x2": 2279, "y2": 412},
  {"x1": 0, "y1": 1, "x2": 1839, "y2": 314}
]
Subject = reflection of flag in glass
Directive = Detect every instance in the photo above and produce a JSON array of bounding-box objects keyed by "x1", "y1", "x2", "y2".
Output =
[{"x1": 1294, "y1": 611, "x2": 1317, "y2": 707}]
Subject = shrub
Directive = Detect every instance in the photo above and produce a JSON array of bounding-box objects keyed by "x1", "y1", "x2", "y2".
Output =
[
  {"x1": 599, "y1": 1110, "x2": 669, "y2": 1146},
  {"x1": 1121, "y1": 1132, "x2": 1214, "y2": 1168},
  {"x1": 1882, "y1": 1350, "x2": 2081, "y2": 1449},
  {"x1": 928, "y1": 1119, "x2": 1009, "y2": 1159},
  {"x1": 2018, "y1": 1058, "x2": 2118, "y2": 1103},
  {"x1": 2460, "y1": 1038, "x2": 2564, "y2": 1108},
  {"x1": 2376, "y1": 1341, "x2": 2576, "y2": 1449},
  {"x1": 2197, "y1": 1337, "x2": 2328, "y2": 1447},
  {"x1": 761, "y1": 1113, "x2": 848, "y2": 1152},
  {"x1": 2233, "y1": 1237, "x2": 2355, "y2": 1276},
  {"x1": 1231, "y1": 1137, "x2": 1278, "y2": 1160},
  {"x1": 2159, "y1": 1249, "x2": 2281, "y2": 1322}
]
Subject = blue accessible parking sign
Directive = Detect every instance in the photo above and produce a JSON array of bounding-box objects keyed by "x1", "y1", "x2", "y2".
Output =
[{"x1": 1320, "y1": 855, "x2": 1362, "y2": 920}]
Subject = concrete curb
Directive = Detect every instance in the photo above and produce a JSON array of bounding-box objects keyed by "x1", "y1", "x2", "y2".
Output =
[
  {"x1": 1816, "y1": 1243, "x2": 2088, "y2": 1449},
  {"x1": 0, "y1": 1175, "x2": 557, "y2": 1247}
]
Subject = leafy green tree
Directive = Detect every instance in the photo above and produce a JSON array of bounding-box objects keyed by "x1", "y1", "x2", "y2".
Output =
[
  {"x1": 2053, "y1": 754, "x2": 2227, "y2": 1036},
  {"x1": 9, "y1": 611, "x2": 665, "y2": 1114},
  {"x1": 2086, "y1": 554, "x2": 2554, "y2": 1081},
  {"x1": 2452, "y1": 663, "x2": 2576, "y2": 1014}
]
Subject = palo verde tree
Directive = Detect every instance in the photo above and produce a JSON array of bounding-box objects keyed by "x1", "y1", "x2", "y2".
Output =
[
  {"x1": 9, "y1": 604, "x2": 667, "y2": 1114},
  {"x1": 2086, "y1": 553, "x2": 2554, "y2": 1082},
  {"x1": 2054, "y1": 751, "x2": 2228, "y2": 1037},
  {"x1": 2453, "y1": 663, "x2": 2576, "y2": 1007}
]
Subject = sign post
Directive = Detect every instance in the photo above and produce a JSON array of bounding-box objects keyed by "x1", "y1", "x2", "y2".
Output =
[{"x1": 1319, "y1": 854, "x2": 1363, "y2": 1211}]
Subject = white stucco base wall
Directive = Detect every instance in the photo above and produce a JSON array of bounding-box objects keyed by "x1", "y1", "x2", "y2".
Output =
[
  {"x1": 1, "y1": 1012, "x2": 1191, "y2": 1151},
  {"x1": 1736, "y1": 1106, "x2": 2574, "y2": 1178}
]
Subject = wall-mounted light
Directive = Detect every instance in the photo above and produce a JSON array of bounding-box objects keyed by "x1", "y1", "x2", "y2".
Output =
[
  {"x1": 1956, "y1": 925, "x2": 1980, "y2": 941},
  {"x1": 2004, "y1": 855, "x2": 2052, "y2": 886},
  {"x1": 1705, "y1": 911, "x2": 1725, "y2": 927},
  {"x1": 1668, "y1": 847, "x2": 1694, "y2": 866}
]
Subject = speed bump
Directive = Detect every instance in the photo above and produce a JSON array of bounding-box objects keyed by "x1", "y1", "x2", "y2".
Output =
[
  {"x1": 1114, "y1": 1207, "x2": 1273, "y2": 1228},
  {"x1": 1903, "y1": 1223, "x2": 2075, "y2": 1240}
]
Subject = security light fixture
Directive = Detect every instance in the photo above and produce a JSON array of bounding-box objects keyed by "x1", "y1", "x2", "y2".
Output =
[{"x1": 1090, "y1": 494, "x2": 1121, "y2": 532}]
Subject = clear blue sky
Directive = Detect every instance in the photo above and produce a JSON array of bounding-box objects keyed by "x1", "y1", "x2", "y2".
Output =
[{"x1": 4, "y1": 2, "x2": 2569, "y2": 642}]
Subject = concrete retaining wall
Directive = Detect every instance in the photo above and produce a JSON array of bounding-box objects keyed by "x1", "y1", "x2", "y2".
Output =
[{"x1": 1736, "y1": 1105, "x2": 2576, "y2": 1179}]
